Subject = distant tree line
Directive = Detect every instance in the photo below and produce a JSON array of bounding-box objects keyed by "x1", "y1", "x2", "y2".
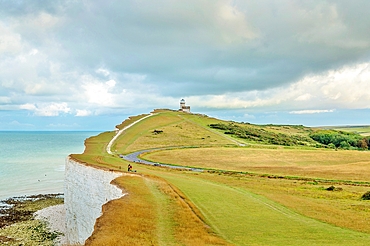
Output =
[
  {"x1": 209, "y1": 123, "x2": 370, "y2": 150},
  {"x1": 309, "y1": 130, "x2": 370, "y2": 150},
  {"x1": 209, "y1": 123, "x2": 315, "y2": 146}
]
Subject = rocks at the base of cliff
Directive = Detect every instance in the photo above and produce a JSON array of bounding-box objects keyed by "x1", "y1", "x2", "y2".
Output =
[{"x1": 0, "y1": 193, "x2": 63, "y2": 228}]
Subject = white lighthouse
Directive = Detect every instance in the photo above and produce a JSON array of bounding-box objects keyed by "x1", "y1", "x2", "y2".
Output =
[{"x1": 179, "y1": 99, "x2": 190, "y2": 113}]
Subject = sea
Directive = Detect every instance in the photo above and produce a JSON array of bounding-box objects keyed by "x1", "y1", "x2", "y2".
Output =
[{"x1": 0, "y1": 131, "x2": 99, "y2": 201}]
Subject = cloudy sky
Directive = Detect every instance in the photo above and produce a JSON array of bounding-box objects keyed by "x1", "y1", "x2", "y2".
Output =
[{"x1": 1, "y1": 0, "x2": 370, "y2": 130}]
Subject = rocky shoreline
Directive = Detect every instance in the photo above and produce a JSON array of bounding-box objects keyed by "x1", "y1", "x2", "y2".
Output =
[{"x1": 0, "y1": 193, "x2": 64, "y2": 245}]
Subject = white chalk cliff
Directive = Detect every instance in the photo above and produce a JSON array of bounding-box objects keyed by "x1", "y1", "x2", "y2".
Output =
[{"x1": 64, "y1": 157, "x2": 124, "y2": 245}]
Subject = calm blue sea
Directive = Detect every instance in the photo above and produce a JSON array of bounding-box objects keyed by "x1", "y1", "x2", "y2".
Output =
[{"x1": 0, "y1": 131, "x2": 99, "y2": 200}]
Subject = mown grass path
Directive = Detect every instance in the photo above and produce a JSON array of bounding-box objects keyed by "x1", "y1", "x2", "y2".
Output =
[
  {"x1": 145, "y1": 169, "x2": 370, "y2": 246},
  {"x1": 86, "y1": 174, "x2": 231, "y2": 246}
]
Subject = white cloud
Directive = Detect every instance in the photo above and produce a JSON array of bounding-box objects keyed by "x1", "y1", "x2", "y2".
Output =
[
  {"x1": 0, "y1": 96, "x2": 11, "y2": 104},
  {"x1": 20, "y1": 102, "x2": 71, "y2": 116},
  {"x1": 105, "y1": 79, "x2": 116, "y2": 88},
  {"x1": 187, "y1": 62, "x2": 370, "y2": 112},
  {"x1": 47, "y1": 123, "x2": 80, "y2": 129},
  {"x1": 29, "y1": 12, "x2": 59, "y2": 29},
  {"x1": 0, "y1": 22, "x2": 22, "y2": 54},
  {"x1": 96, "y1": 68, "x2": 110, "y2": 77},
  {"x1": 294, "y1": 93, "x2": 312, "y2": 101},
  {"x1": 20, "y1": 103, "x2": 37, "y2": 111},
  {"x1": 29, "y1": 49, "x2": 39, "y2": 56},
  {"x1": 293, "y1": 62, "x2": 370, "y2": 108},
  {"x1": 289, "y1": 109, "x2": 335, "y2": 115},
  {"x1": 75, "y1": 109, "x2": 92, "y2": 117},
  {"x1": 81, "y1": 78, "x2": 115, "y2": 106},
  {"x1": 188, "y1": 93, "x2": 283, "y2": 109}
]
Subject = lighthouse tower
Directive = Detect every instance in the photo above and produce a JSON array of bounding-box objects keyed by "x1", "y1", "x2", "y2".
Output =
[
  {"x1": 179, "y1": 99, "x2": 190, "y2": 113},
  {"x1": 180, "y1": 99, "x2": 185, "y2": 109}
]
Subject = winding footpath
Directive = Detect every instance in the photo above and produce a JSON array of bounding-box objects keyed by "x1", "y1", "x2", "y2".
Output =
[
  {"x1": 121, "y1": 148, "x2": 203, "y2": 171},
  {"x1": 106, "y1": 113, "x2": 204, "y2": 171},
  {"x1": 106, "y1": 113, "x2": 156, "y2": 155}
]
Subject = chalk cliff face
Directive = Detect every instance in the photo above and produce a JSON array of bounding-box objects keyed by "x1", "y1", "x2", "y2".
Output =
[{"x1": 64, "y1": 157, "x2": 124, "y2": 245}]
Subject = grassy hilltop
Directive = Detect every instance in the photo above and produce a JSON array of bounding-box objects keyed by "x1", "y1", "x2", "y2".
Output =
[{"x1": 71, "y1": 109, "x2": 370, "y2": 245}]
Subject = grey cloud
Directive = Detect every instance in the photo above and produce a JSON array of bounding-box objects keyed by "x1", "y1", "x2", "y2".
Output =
[{"x1": 1, "y1": 0, "x2": 370, "y2": 99}]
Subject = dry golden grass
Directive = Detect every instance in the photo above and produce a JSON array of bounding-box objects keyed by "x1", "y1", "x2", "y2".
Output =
[
  {"x1": 143, "y1": 147, "x2": 370, "y2": 181},
  {"x1": 113, "y1": 112, "x2": 183, "y2": 153},
  {"x1": 114, "y1": 112, "x2": 237, "y2": 154},
  {"x1": 85, "y1": 174, "x2": 230, "y2": 246},
  {"x1": 85, "y1": 175, "x2": 157, "y2": 246}
]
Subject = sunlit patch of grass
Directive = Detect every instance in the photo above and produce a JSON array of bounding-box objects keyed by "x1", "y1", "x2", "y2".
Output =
[{"x1": 143, "y1": 147, "x2": 370, "y2": 181}]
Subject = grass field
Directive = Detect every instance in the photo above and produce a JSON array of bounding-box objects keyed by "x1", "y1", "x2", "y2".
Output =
[
  {"x1": 113, "y1": 111, "x2": 237, "y2": 154},
  {"x1": 142, "y1": 147, "x2": 370, "y2": 181},
  {"x1": 144, "y1": 168, "x2": 370, "y2": 245},
  {"x1": 332, "y1": 125, "x2": 370, "y2": 136},
  {"x1": 85, "y1": 174, "x2": 231, "y2": 246},
  {"x1": 71, "y1": 110, "x2": 370, "y2": 245}
]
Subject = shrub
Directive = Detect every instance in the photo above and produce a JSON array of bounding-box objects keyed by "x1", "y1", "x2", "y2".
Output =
[
  {"x1": 326, "y1": 186, "x2": 342, "y2": 191},
  {"x1": 328, "y1": 143, "x2": 336, "y2": 149},
  {"x1": 326, "y1": 186, "x2": 336, "y2": 191},
  {"x1": 361, "y1": 191, "x2": 370, "y2": 200},
  {"x1": 309, "y1": 130, "x2": 364, "y2": 149}
]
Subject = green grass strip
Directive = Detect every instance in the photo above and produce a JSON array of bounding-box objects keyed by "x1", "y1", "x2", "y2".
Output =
[{"x1": 153, "y1": 171, "x2": 370, "y2": 246}]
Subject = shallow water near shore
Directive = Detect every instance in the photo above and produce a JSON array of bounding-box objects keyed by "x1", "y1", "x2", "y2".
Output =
[{"x1": 0, "y1": 131, "x2": 98, "y2": 200}]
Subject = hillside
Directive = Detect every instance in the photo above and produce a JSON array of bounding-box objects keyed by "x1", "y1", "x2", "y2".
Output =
[
  {"x1": 71, "y1": 109, "x2": 370, "y2": 245},
  {"x1": 330, "y1": 125, "x2": 370, "y2": 136}
]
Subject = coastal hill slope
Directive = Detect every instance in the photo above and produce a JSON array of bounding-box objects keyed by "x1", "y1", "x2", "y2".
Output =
[{"x1": 71, "y1": 109, "x2": 370, "y2": 245}]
